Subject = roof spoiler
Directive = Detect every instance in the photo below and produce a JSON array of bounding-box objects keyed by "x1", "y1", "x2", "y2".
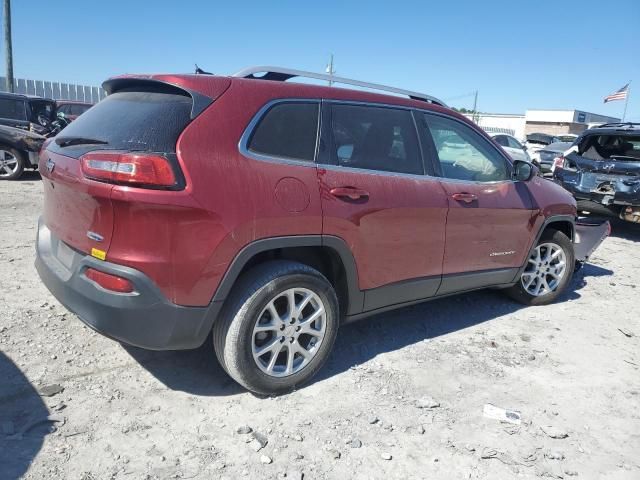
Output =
[{"x1": 101, "y1": 77, "x2": 213, "y2": 119}]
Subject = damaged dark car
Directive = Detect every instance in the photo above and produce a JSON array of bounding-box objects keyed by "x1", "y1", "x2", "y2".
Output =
[
  {"x1": 0, "y1": 92, "x2": 61, "y2": 180},
  {"x1": 553, "y1": 123, "x2": 640, "y2": 224}
]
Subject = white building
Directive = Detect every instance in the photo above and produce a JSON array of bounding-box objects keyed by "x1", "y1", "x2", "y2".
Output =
[{"x1": 463, "y1": 109, "x2": 620, "y2": 141}]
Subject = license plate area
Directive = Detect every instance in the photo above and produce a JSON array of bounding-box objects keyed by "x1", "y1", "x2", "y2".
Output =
[{"x1": 56, "y1": 240, "x2": 76, "y2": 270}]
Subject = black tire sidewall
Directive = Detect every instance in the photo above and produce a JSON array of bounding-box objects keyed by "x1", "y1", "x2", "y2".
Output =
[{"x1": 217, "y1": 262, "x2": 339, "y2": 395}]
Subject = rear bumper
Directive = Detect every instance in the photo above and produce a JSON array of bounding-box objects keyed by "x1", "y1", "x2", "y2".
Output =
[
  {"x1": 574, "y1": 220, "x2": 610, "y2": 263},
  {"x1": 554, "y1": 171, "x2": 640, "y2": 207},
  {"x1": 35, "y1": 219, "x2": 221, "y2": 350}
]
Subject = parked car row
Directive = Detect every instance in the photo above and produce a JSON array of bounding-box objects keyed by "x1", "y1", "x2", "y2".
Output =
[
  {"x1": 480, "y1": 124, "x2": 640, "y2": 224},
  {"x1": 0, "y1": 92, "x2": 92, "y2": 179},
  {"x1": 552, "y1": 123, "x2": 640, "y2": 224}
]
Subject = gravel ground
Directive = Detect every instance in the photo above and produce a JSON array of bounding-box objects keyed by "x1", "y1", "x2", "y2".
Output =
[{"x1": 1, "y1": 173, "x2": 639, "y2": 480}]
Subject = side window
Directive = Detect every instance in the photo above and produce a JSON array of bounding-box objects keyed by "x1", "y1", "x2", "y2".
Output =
[
  {"x1": 0, "y1": 98, "x2": 26, "y2": 120},
  {"x1": 330, "y1": 104, "x2": 422, "y2": 175},
  {"x1": 248, "y1": 102, "x2": 319, "y2": 161},
  {"x1": 507, "y1": 136, "x2": 524, "y2": 150},
  {"x1": 493, "y1": 135, "x2": 509, "y2": 147},
  {"x1": 424, "y1": 114, "x2": 509, "y2": 182},
  {"x1": 57, "y1": 105, "x2": 69, "y2": 115},
  {"x1": 71, "y1": 104, "x2": 90, "y2": 116}
]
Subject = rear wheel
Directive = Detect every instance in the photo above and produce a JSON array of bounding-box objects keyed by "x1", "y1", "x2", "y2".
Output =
[
  {"x1": 0, "y1": 146, "x2": 25, "y2": 180},
  {"x1": 505, "y1": 229, "x2": 574, "y2": 305},
  {"x1": 213, "y1": 260, "x2": 339, "y2": 395}
]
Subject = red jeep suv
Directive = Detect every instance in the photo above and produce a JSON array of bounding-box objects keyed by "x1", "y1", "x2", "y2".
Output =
[{"x1": 36, "y1": 67, "x2": 609, "y2": 394}]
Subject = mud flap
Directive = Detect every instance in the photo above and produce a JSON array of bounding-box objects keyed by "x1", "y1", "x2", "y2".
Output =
[{"x1": 574, "y1": 220, "x2": 611, "y2": 262}]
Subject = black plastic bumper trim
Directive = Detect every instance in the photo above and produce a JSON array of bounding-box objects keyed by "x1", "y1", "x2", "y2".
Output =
[{"x1": 35, "y1": 218, "x2": 220, "y2": 350}]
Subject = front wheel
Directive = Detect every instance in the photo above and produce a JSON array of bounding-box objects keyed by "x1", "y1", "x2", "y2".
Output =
[
  {"x1": 213, "y1": 260, "x2": 339, "y2": 395},
  {"x1": 505, "y1": 229, "x2": 574, "y2": 306}
]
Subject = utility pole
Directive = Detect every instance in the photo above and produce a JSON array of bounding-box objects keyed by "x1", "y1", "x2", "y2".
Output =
[
  {"x1": 3, "y1": 0, "x2": 14, "y2": 93},
  {"x1": 471, "y1": 90, "x2": 478, "y2": 123},
  {"x1": 325, "y1": 54, "x2": 335, "y2": 87}
]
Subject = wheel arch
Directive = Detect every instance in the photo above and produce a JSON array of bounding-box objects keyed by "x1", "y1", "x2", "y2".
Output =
[
  {"x1": 512, "y1": 214, "x2": 576, "y2": 283},
  {"x1": 211, "y1": 235, "x2": 364, "y2": 318}
]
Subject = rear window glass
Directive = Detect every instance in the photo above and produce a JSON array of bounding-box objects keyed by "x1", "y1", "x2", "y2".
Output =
[
  {"x1": 49, "y1": 90, "x2": 192, "y2": 157},
  {"x1": 248, "y1": 102, "x2": 319, "y2": 161}
]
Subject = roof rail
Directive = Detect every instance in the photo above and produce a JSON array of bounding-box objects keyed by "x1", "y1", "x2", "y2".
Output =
[
  {"x1": 232, "y1": 66, "x2": 447, "y2": 107},
  {"x1": 595, "y1": 122, "x2": 640, "y2": 128}
]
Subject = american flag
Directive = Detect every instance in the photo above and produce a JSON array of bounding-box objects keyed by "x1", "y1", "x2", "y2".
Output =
[{"x1": 603, "y1": 84, "x2": 629, "y2": 103}]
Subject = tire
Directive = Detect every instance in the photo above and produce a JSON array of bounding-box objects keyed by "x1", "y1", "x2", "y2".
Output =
[
  {"x1": 0, "y1": 146, "x2": 26, "y2": 180},
  {"x1": 213, "y1": 260, "x2": 339, "y2": 395},
  {"x1": 505, "y1": 229, "x2": 574, "y2": 306}
]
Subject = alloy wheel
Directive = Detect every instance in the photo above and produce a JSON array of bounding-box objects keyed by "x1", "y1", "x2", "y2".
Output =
[
  {"x1": 521, "y1": 242, "x2": 567, "y2": 297},
  {"x1": 0, "y1": 150, "x2": 19, "y2": 177},
  {"x1": 252, "y1": 288, "x2": 327, "y2": 377}
]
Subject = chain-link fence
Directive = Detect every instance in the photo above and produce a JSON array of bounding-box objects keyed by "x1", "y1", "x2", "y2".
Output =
[{"x1": 0, "y1": 76, "x2": 106, "y2": 103}]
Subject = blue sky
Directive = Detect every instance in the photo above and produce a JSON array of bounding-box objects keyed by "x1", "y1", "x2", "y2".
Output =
[{"x1": 3, "y1": 0, "x2": 639, "y2": 119}]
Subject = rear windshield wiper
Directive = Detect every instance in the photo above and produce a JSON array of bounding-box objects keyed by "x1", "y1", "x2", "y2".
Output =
[{"x1": 55, "y1": 136, "x2": 108, "y2": 148}]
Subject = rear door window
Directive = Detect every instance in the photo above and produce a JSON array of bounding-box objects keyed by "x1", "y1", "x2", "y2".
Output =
[
  {"x1": 328, "y1": 104, "x2": 422, "y2": 175},
  {"x1": 248, "y1": 102, "x2": 319, "y2": 162},
  {"x1": 49, "y1": 89, "x2": 193, "y2": 158},
  {"x1": 0, "y1": 98, "x2": 27, "y2": 120}
]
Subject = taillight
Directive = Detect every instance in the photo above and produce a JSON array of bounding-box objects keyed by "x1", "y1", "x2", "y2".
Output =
[
  {"x1": 84, "y1": 268, "x2": 135, "y2": 293},
  {"x1": 80, "y1": 151, "x2": 177, "y2": 188},
  {"x1": 552, "y1": 155, "x2": 564, "y2": 172}
]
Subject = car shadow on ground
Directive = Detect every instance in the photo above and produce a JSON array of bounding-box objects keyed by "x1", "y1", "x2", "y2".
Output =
[
  {"x1": 0, "y1": 351, "x2": 51, "y2": 480},
  {"x1": 11, "y1": 170, "x2": 41, "y2": 182},
  {"x1": 123, "y1": 262, "x2": 612, "y2": 397}
]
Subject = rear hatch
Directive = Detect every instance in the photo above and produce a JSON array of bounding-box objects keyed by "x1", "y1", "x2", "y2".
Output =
[{"x1": 39, "y1": 79, "x2": 217, "y2": 256}]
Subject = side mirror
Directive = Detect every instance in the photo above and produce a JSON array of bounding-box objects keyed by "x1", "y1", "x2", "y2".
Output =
[{"x1": 512, "y1": 160, "x2": 535, "y2": 182}]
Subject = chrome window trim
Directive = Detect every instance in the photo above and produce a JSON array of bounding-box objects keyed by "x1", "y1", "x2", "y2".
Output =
[
  {"x1": 237, "y1": 97, "x2": 516, "y2": 185},
  {"x1": 238, "y1": 98, "x2": 321, "y2": 167}
]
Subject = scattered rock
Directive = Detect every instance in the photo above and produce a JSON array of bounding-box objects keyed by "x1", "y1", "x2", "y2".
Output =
[
  {"x1": 415, "y1": 396, "x2": 440, "y2": 409},
  {"x1": 545, "y1": 451, "x2": 565, "y2": 461},
  {"x1": 236, "y1": 425, "x2": 252, "y2": 435},
  {"x1": 368, "y1": 416, "x2": 379, "y2": 424},
  {"x1": 38, "y1": 384, "x2": 64, "y2": 397},
  {"x1": 565, "y1": 470, "x2": 578, "y2": 476},
  {"x1": 293, "y1": 433, "x2": 303, "y2": 442},
  {"x1": 327, "y1": 448, "x2": 341, "y2": 459},
  {"x1": 349, "y1": 439, "x2": 362, "y2": 448},
  {"x1": 540, "y1": 425, "x2": 569, "y2": 439},
  {"x1": 250, "y1": 431, "x2": 268, "y2": 451},
  {"x1": 260, "y1": 455, "x2": 273, "y2": 464},
  {"x1": 380, "y1": 453, "x2": 392, "y2": 460}
]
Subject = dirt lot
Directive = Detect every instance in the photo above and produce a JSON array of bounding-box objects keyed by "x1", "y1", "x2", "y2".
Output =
[{"x1": 1, "y1": 173, "x2": 639, "y2": 480}]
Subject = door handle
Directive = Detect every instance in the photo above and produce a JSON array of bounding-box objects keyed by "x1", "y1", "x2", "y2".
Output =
[
  {"x1": 451, "y1": 192, "x2": 478, "y2": 204},
  {"x1": 330, "y1": 187, "x2": 369, "y2": 201}
]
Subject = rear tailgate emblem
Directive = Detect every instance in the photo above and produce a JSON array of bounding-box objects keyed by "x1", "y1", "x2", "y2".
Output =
[
  {"x1": 87, "y1": 231, "x2": 104, "y2": 242},
  {"x1": 46, "y1": 158, "x2": 55, "y2": 173}
]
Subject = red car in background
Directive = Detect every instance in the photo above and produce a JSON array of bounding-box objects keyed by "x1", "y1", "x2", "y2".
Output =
[
  {"x1": 35, "y1": 66, "x2": 609, "y2": 394},
  {"x1": 55, "y1": 100, "x2": 93, "y2": 121}
]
